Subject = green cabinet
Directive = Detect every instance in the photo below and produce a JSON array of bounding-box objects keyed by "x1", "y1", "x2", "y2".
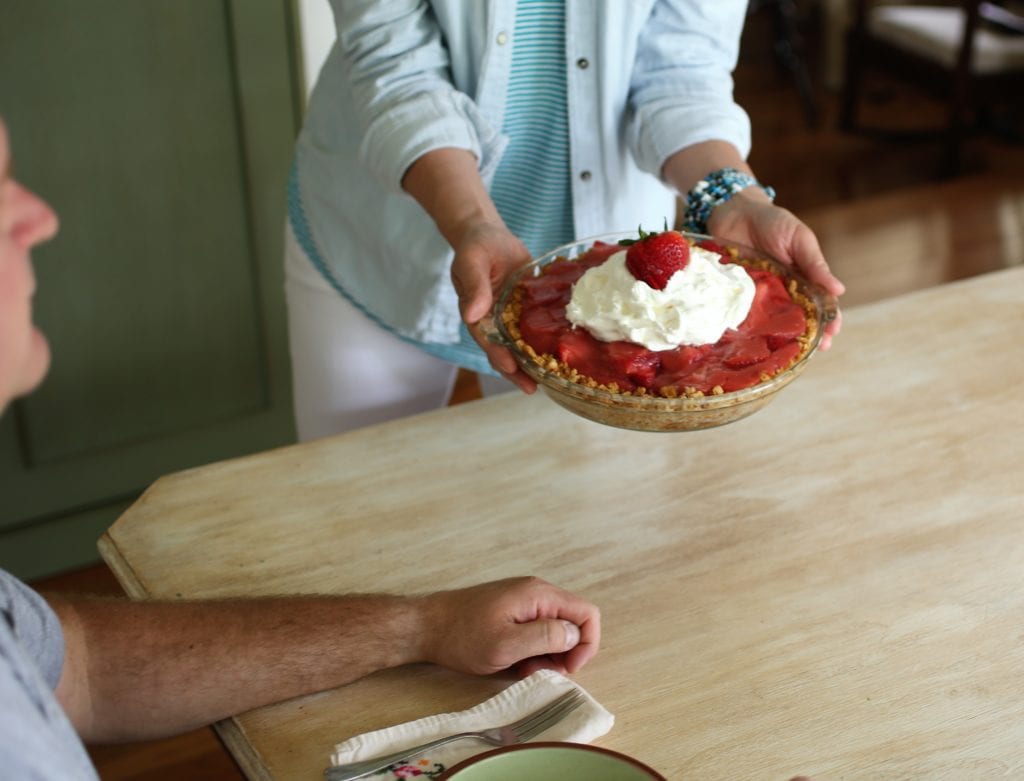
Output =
[{"x1": 0, "y1": 1, "x2": 303, "y2": 579}]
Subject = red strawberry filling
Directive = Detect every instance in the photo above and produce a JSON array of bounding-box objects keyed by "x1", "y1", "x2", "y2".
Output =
[{"x1": 513, "y1": 242, "x2": 813, "y2": 395}]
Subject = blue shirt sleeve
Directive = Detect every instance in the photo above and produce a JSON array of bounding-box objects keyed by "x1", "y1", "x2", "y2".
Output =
[
  {"x1": 327, "y1": 0, "x2": 506, "y2": 192},
  {"x1": 0, "y1": 569, "x2": 64, "y2": 689},
  {"x1": 627, "y1": 0, "x2": 753, "y2": 177},
  {"x1": 1, "y1": 569, "x2": 99, "y2": 779}
]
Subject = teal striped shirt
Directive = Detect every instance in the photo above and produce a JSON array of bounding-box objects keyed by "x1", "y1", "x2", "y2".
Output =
[
  {"x1": 490, "y1": 0, "x2": 575, "y2": 258},
  {"x1": 411, "y1": 0, "x2": 576, "y2": 372}
]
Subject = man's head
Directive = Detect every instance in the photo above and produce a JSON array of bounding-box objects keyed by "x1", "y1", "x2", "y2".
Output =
[{"x1": 0, "y1": 118, "x2": 59, "y2": 413}]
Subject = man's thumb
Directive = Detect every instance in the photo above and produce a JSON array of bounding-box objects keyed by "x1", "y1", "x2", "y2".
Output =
[{"x1": 513, "y1": 619, "x2": 580, "y2": 659}]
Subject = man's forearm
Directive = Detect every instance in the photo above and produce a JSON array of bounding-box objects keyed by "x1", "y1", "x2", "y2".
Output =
[
  {"x1": 47, "y1": 576, "x2": 601, "y2": 745},
  {"x1": 50, "y1": 594, "x2": 424, "y2": 744}
]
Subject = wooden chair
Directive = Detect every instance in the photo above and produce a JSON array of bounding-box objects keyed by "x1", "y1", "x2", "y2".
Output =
[
  {"x1": 839, "y1": 0, "x2": 1024, "y2": 175},
  {"x1": 749, "y1": 0, "x2": 821, "y2": 127}
]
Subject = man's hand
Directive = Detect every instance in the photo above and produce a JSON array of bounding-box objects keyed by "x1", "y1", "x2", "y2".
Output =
[
  {"x1": 708, "y1": 191, "x2": 845, "y2": 351},
  {"x1": 51, "y1": 575, "x2": 599, "y2": 743},
  {"x1": 416, "y1": 577, "x2": 601, "y2": 677},
  {"x1": 449, "y1": 222, "x2": 537, "y2": 392}
]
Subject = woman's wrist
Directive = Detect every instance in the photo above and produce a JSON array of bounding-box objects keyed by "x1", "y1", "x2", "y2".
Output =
[
  {"x1": 402, "y1": 148, "x2": 503, "y2": 248},
  {"x1": 681, "y1": 167, "x2": 777, "y2": 235},
  {"x1": 705, "y1": 186, "x2": 777, "y2": 234}
]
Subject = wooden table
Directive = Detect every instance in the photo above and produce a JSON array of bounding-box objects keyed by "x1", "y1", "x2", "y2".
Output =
[{"x1": 100, "y1": 267, "x2": 1024, "y2": 780}]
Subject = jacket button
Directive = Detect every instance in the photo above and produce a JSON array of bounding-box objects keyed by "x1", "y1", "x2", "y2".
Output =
[
  {"x1": 577, "y1": 57, "x2": 589, "y2": 69},
  {"x1": 496, "y1": 32, "x2": 509, "y2": 45},
  {"x1": 580, "y1": 170, "x2": 592, "y2": 181}
]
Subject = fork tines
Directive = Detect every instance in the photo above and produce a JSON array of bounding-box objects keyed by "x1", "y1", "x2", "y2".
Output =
[{"x1": 512, "y1": 688, "x2": 585, "y2": 741}]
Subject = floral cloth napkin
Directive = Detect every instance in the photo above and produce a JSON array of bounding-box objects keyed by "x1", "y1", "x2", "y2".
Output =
[{"x1": 329, "y1": 669, "x2": 614, "y2": 779}]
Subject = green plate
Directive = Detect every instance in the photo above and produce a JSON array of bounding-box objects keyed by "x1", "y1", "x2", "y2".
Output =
[{"x1": 438, "y1": 742, "x2": 665, "y2": 780}]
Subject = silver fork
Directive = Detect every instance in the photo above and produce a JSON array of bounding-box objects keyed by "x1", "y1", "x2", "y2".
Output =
[{"x1": 323, "y1": 688, "x2": 585, "y2": 781}]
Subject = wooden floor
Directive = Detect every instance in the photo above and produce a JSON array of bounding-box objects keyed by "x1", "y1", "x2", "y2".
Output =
[{"x1": 29, "y1": 16, "x2": 1024, "y2": 780}]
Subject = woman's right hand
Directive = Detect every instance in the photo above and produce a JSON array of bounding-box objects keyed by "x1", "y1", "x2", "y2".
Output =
[
  {"x1": 401, "y1": 148, "x2": 537, "y2": 391},
  {"x1": 450, "y1": 220, "x2": 537, "y2": 393}
]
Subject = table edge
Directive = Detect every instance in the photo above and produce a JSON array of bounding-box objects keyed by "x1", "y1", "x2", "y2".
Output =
[{"x1": 98, "y1": 534, "x2": 274, "y2": 781}]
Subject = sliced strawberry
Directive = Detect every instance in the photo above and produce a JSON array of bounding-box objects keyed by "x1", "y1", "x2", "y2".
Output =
[
  {"x1": 696, "y1": 239, "x2": 734, "y2": 263},
  {"x1": 748, "y1": 270, "x2": 793, "y2": 310},
  {"x1": 762, "y1": 309, "x2": 808, "y2": 347},
  {"x1": 651, "y1": 366, "x2": 716, "y2": 395},
  {"x1": 580, "y1": 241, "x2": 622, "y2": 266},
  {"x1": 760, "y1": 341, "x2": 802, "y2": 373},
  {"x1": 555, "y1": 331, "x2": 641, "y2": 390},
  {"x1": 658, "y1": 344, "x2": 709, "y2": 372},
  {"x1": 556, "y1": 329, "x2": 600, "y2": 370},
  {"x1": 707, "y1": 341, "x2": 804, "y2": 392},
  {"x1": 543, "y1": 259, "x2": 587, "y2": 278},
  {"x1": 722, "y1": 335, "x2": 771, "y2": 368},
  {"x1": 706, "y1": 365, "x2": 766, "y2": 393},
  {"x1": 521, "y1": 275, "x2": 573, "y2": 307},
  {"x1": 518, "y1": 306, "x2": 567, "y2": 355},
  {"x1": 740, "y1": 271, "x2": 807, "y2": 346},
  {"x1": 605, "y1": 342, "x2": 660, "y2": 387}
]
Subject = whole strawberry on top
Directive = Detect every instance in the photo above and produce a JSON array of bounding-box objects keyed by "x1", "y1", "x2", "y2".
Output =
[{"x1": 619, "y1": 223, "x2": 690, "y2": 290}]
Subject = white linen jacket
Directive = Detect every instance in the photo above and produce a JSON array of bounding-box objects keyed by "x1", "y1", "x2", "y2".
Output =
[{"x1": 292, "y1": 0, "x2": 752, "y2": 345}]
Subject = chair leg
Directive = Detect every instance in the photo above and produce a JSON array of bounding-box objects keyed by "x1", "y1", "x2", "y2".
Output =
[
  {"x1": 942, "y1": 64, "x2": 982, "y2": 176},
  {"x1": 839, "y1": 29, "x2": 864, "y2": 131},
  {"x1": 770, "y1": 0, "x2": 820, "y2": 127},
  {"x1": 941, "y1": 96, "x2": 969, "y2": 176}
]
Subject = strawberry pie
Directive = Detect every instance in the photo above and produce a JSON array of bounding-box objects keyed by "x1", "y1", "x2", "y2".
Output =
[{"x1": 501, "y1": 228, "x2": 818, "y2": 398}]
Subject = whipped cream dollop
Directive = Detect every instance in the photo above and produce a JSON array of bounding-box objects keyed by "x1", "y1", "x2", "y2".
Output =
[{"x1": 565, "y1": 246, "x2": 755, "y2": 351}]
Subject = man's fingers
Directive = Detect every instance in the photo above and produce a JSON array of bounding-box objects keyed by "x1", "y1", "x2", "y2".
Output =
[
  {"x1": 561, "y1": 620, "x2": 581, "y2": 650},
  {"x1": 507, "y1": 606, "x2": 599, "y2": 674},
  {"x1": 511, "y1": 627, "x2": 597, "y2": 677},
  {"x1": 564, "y1": 635, "x2": 599, "y2": 673},
  {"x1": 526, "y1": 584, "x2": 602, "y2": 671},
  {"x1": 507, "y1": 618, "x2": 582, "y2": 665},
  {"x1": 515, "y1": 656, "x2": 567, "y2": 678}
]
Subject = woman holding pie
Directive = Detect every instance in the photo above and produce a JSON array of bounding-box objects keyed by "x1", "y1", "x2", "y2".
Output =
[{"x1": 284, "y1": 0, "x2": 844, "y2": 439}]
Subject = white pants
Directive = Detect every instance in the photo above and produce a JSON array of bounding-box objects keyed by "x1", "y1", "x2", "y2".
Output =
[{"x1": 284, "y1": 225, "x2": 511, "y2": 441}]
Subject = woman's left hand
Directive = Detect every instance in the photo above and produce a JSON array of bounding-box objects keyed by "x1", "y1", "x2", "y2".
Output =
[{"x1": 707, "y1": 191, "x2": 845, "y2": 351}]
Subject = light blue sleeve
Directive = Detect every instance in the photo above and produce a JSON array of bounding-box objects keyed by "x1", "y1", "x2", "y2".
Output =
[
  {"x1": 0, "y1": 569, "x2": 64, "y2": 689},
  {"x1": 1, "y1": 570, "x2": 99, "y2": 779},
  {"x1": 327, "y1": 0, "x2": 503, "y2": 192},
  {"x1": 626, "y1": 0, "x2": 753, "y2": 177}
]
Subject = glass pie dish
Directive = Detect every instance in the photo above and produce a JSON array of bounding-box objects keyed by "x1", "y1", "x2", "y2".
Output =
[{"x1": 480, "y1": 231, "x2": 838, "y2": 433}]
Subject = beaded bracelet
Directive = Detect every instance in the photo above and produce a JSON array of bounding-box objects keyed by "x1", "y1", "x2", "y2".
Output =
[{"x1": 680, "y1": 167, "x2": 776, "y2": 235}]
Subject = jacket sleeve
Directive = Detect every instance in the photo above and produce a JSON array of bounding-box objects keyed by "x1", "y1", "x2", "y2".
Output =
[
  {"x1": 626, "y1": 0, "x2": 753, "y2": 179},
  {"x1": 328, "y1": 0, "x2": 502, "y2": 192}
]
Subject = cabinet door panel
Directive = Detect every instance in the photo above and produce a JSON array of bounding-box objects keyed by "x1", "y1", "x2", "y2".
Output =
[{"x1": 0, "y1": 0, "x2": 300, "y2": 578}]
